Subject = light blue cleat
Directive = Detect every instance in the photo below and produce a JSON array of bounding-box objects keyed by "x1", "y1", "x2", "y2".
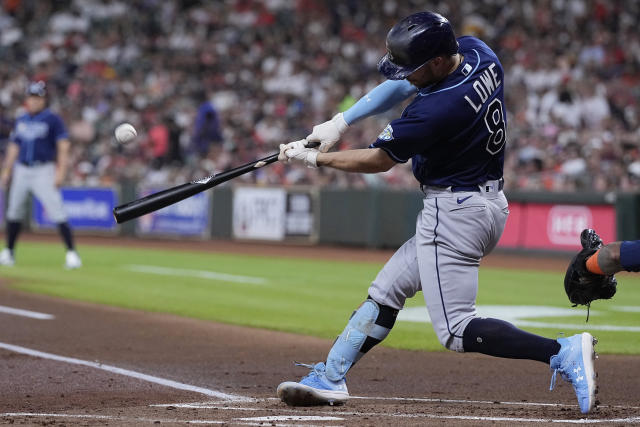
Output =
[
  {"x1": 550, "y1": 332, "x2": 598, "y2": 414},
  {"x1": 277, "y1": 362, "x2": 349, "y2": 406}
]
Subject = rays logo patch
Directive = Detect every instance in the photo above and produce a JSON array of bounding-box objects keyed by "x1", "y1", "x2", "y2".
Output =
[{"x1": 378, "y1": 124, "x2": 394, "y2": 141}]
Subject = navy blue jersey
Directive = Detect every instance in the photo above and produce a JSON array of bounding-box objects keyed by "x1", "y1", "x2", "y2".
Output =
[
  {"x1": 10, "y1": 108, "x2": 68, "y2": 165},
  {"x1": 371, "y1": 36, "x2": 506, "y2": 187}
]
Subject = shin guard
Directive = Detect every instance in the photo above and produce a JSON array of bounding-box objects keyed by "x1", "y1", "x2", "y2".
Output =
[{"x1": 325, "y1": 298, "x2": 398, "y2": 381}]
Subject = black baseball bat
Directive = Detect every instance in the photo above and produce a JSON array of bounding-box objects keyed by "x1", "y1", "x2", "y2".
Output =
[{"x1": 112, "y1": 142, "x2": 317, "y2": 224}]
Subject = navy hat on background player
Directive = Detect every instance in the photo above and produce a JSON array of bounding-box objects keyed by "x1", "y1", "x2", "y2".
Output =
[
  {"x1": 378, "y1": 11, "x2": 459, "y2": 80},
  {"x1": 26, "y1": 80, "x2": 47, "y2": 97}
]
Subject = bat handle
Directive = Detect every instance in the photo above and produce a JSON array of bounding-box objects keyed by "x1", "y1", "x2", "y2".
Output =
[{"x1": 304, "y1": 140, "x2": 320, "y2": 149}]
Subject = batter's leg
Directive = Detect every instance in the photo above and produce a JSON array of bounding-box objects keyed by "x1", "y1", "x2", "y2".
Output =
[
  {"x1": 325, "y1": 236, "x2": 421, "y2": 381},
  {"x1": 418, "y1": 194, "x2": 561, "y2": 361},
  {"x1": 277, "y1": 235, "x2": 421, "y2": 406},
  {"x1": 415, "y1": 196, "x2": 481, "y2": 352},
  {"x1": 462, "y1": 318, "x2": 560, "y2": 363},
  {"x1": 325, "y1": 297, "x2": 399, "y2": 381}
]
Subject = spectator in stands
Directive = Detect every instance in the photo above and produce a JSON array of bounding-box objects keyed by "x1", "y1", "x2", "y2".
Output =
[{"x1": 0, "y1": 0, "x2": 637, "y2": 192}]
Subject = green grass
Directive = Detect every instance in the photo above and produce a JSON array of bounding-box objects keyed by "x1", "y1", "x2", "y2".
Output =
[{"x1": 3, "y1": 241, "x2": 640, "y2": 354}]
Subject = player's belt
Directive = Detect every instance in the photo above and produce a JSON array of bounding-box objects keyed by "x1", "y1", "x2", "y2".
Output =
[
  {"x1": 19, "y1": 160, "x2": 51, "y2": 167},
  {"x1": 480, "y1": 178, "x2": 504, "y2": 193},
  {"x1": 421, "y1": 178, "x2": 504, "y2": 194}
]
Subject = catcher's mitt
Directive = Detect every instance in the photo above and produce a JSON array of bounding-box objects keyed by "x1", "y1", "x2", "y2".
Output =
[{"x1": 564, "y1": 229, "x2": 617, "y2": 321}]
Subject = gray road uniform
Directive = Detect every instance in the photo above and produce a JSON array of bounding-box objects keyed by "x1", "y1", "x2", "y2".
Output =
[
  {"x1": 1, "y1": 88, "x2": 80, "y2": 270},
  {"x1": 7, "y1": 108, "x2": 68, "y2": 223},
  {"x1": 278, "y1": 13, "x2": 597, "y2": 415},
  {"x1": 366, "y1": 36, "x2": 508, "y2": 353},
  {"x1": 322, "y1": 37, "x2": 510, "y2": 381}
]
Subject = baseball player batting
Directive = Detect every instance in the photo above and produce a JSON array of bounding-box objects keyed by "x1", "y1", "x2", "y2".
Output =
[
  {"x1": 0, "y1": 81, "x2": 81, "y2": 269},
  {"x1": 276, "y1": 12, "x2": 597, "y2": 414}
]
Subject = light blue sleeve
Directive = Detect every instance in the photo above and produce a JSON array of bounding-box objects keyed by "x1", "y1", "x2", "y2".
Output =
[{"x1": 342, "y1": 79, "x2": 417, "y2": 125}]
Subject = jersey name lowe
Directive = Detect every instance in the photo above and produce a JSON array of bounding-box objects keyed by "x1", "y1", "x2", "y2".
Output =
[{"x1": 463, "y1": 63, "x2": 502, "y2": 113}]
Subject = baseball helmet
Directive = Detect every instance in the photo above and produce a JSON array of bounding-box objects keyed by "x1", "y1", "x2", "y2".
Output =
[
  {"x1": 378, "y1": 12, "x2": 459, "y2": 80},
  {"x1": 26, "y1": 80, "x2": 47, "y2": 97}
]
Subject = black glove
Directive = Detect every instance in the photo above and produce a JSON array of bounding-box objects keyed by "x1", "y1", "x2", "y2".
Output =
[{"x1": 564, "y1": 229, "x2": 617, "y2": 320}]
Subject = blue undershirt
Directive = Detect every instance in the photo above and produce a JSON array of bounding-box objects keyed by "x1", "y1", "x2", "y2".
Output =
[{"x1": 342, "y1": 80, "x2": 417, "y2": 125}]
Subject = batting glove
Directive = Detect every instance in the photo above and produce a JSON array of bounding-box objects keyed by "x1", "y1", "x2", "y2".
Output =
[
  {"x1": 306, "y1": 112, "x2": 349, "y2": 153},
  {"x1": 278, "y1": 139, "x2": 306, "y2": 162},
  {"x1": 279, "y1": 140, "x2": 318, "y2": 168}
]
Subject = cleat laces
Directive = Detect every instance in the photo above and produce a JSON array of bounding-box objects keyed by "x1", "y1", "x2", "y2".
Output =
[{"x1": 294, "y1": 362, "x2": 322, "y2": 381}]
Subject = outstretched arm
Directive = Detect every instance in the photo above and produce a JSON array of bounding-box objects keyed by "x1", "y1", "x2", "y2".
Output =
[
  {"x1": 307, "y1": 80, "x2": 417, "y2": 152},
  {"x1": 316, "y1": 147, "x2": 396, "y2": 173},
  {"x1": 279, "y1": 140, "x2": 396, "y2": 174},
  {"x1": 342, "y1": 79, "x2": 417, "y2": 125}
]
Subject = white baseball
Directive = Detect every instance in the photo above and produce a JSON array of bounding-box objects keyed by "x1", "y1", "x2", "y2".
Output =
[{"x1": 114, "y1": 123, "x2": 137, "y2": 144}]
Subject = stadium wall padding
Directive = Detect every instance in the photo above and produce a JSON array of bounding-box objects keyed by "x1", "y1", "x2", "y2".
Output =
[
  {"x1": 210, "y1": 186, "x2": 233, "y2": 239},
  {"x1": 16, "y1": 183, "x2": 640, "y2": 250},
  {"x1": 317, "y1": 188, "x2": 423, "y2": 249}
]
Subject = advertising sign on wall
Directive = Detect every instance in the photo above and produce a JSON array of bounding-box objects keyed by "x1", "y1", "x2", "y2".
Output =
[
  {"x1": 31, "y1": 187, "x2": 117, "y2": 230},
  {"x1": 233, "y1": 187, "x2": 287, "y2": 240},
  {"x1": 498, "y1": 202, "x2": 616, "y2": 250},
  {"x1": 136, "y1": 189, "x2": 210, "y2": 237},
  {"x1": 285, "y1": 192, "x2": 313, "y2": 237}
]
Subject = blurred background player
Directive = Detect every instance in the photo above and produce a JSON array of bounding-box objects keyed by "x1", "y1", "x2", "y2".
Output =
[
  {"x1": 0, "y1": 1, "x2": 636, "y2": 192},
  {"x1": 191, "y1": 94, "x2": 223, "y2": 162},
  {"x1": 0, "y1": 81, "x2": 81, "y2": 269},
  {"x1": 276, "y1": 11, "x2": 597, "y2": 414}
]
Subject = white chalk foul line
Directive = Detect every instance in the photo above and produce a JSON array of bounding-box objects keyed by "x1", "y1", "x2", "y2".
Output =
[
  {"x1": 350, "y1": 396, "x2": 639, "y2": 412},
  {"x1": 124, "y1": 264, "x2": 268, "y2": 285},
  {"x1": 0, "y1": 342, "x2": 249, "y2": 402},
  {"x1": 154, "y1": 396, "x2": 640, "y2": 411},
  {"x1": 0, "y1": 305, "x2": 54, "y2": 320},
  {"x1": 237, "y1": 416, "x2": 343, "y2": 422},
  {"x1": 147, "y1": 404, "x2": 640, "y2": 424},
  {"x1": 350, "y1": 395, "x2": 639, "y2": 410}
]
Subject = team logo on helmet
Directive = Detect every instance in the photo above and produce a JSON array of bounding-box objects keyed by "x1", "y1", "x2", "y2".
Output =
[{"x1": 378, "y1": 124, "x2": 394, "y2": 141}]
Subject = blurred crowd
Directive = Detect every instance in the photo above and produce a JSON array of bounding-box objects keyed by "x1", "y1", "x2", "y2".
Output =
[{"x1": 0, "y1": 0, "x2": 638, "y2": 192}]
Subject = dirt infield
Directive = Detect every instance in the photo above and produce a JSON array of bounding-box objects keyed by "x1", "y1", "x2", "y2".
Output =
[{"x1": 1, "y1": 235, "x2": 639, "y2": 425}]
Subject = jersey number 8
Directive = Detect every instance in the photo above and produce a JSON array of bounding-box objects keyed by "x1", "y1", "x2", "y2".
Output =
[{"x1": 484, "y1": 98, "x2": 506, "y2": 155}]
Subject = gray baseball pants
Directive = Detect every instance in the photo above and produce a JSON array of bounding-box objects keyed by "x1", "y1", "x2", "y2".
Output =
[
  {"x1": 6, "y1": 163, "x2": 68, "y2": 223},
  {"x1": 368, "y1": 182, "x2": 509, "y2": 352}
]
